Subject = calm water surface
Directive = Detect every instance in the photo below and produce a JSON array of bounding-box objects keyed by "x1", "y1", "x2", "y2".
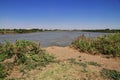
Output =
[{"x1": 0, "y1": 31, "x2": 107, "y2": 47}]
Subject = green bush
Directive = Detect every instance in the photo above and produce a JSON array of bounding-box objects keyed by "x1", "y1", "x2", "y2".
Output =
[
  {"x1": 0, "y1": 40, "x2": 54, "y2": 79},
  {"x1": 100, "y1": 68, "x2": 120, "y2": 80},
  {"x1": 72, "y1": 35, "x2": 90, "y2": 52},
  {"x1": 0, "y1": 63, "x2": 7, "y2": 79},
  {"x1": 72, "y1": 33, "x2": 120, "y2": 56}
]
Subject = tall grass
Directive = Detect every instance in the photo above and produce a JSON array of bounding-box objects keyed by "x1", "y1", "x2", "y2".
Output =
[
  {"x1": 0, "y1": 40, "x2": 54, "y2": 79},
  {"x1": 72, "y1": 33, "x2": 120, "y2": 57}
]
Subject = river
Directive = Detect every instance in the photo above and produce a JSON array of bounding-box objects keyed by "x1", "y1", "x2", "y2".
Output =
[{"x1": 0, "y1": 31, "x2": 107, "y2": 47}]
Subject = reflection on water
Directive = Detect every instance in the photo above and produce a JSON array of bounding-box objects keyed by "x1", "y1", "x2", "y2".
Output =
[{"x1": 0, "y1": 31, "x2": 107, "y2": 47}]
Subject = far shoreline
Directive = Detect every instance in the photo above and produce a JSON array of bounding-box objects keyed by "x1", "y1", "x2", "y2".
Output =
[{"x1": 0, "y1": 29, "x2": 120, "y2": 35}]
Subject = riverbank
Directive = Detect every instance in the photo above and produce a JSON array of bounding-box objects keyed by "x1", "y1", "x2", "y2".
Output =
[
  {"x1": 0, "y1": 44, "x2": 120, "y2": 79},
  {"x1": 5, "y1": 46, "x2": 120, "y2": 80},
  {"x1": 22, "y1": 46, "x2": 120, "y2": 80}
]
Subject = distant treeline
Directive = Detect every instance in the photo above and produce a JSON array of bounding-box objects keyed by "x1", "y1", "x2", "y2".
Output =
[
  {"x1": 0, "y1": 29, "x2": 44, "y2": 34},
  {"x1": 81, "y1": 29, "x2": 120, "y2": 33},
  {"x1": 0, "y1": 28, "x2": 70, "y2": 34},
  {"x1": 0, "y1": 28, "x2": 120, "y2": 34}
]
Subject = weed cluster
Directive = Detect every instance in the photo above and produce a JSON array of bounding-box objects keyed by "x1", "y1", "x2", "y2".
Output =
[
  {"x1": 72, "y1": 33, "x2": 120, "y2": 57},
  {"x1": 0, "y1": 63, "x2": 7, "y2": 79},
  {"x1": 100, "y1": 68, "x2": 120, "y2": 80},
  {"x1": 68, "y1": 58, "x2": 87, "y2": 68},
  {"x1": 0, "y1": 40, "x2": 54, "y2": 79},
  {"x1": 87, "y1": 61, "x2": 101, "y2": 67}
]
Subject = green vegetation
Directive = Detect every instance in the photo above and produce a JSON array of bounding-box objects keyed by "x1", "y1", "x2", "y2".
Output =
[
  {"x1": 68, "y1": 58, "x2": 101, "y2": 67},
  {"x1": 0, "y1": 29, "x2": 44, "y2": 34},
  {"x1": 25, "y1": 61, "x2": 101, "y2": 80},
  {"x1": 0, "y1": 40, "x2": 54, "y2": 79},
  {"x1": 81, "y1": 29, "x2": 120, "y2": 33},
  {"x1": 87, "y1": 61, "x2": 101, "y2": 67},
  {"x1": 72, "y1": 33, "x2": 120, "y2": 57},
  {"x1": 68, "y1": 58, "x2": 87, "y2": 68},
  {"x1": 100, "y1": 68, "x2": 120, "y2": 80},
  {"x1": 13, "y1": 29, "x2": 43, "y2": 33},
  {"x1": 0, "y1": 63, "x2": 7, "y2": 79}
]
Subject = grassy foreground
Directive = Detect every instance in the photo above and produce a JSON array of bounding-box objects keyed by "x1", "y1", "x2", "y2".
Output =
[
  {"x1": 72, "y1": 33, "x2": 120, "y2": 57},
  {"x1": 20, "y1": 58, "x2": 120, "y2": 80}
]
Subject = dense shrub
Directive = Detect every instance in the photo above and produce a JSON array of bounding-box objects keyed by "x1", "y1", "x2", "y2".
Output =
[
  {"x1": 0, "y1": 40, "x2": 54, "y2": 79},
  {"x1": 72, "y1": 33, "x2": 120, "y2": 57}
]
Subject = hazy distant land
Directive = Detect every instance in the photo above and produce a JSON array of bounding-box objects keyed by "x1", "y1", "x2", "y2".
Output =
[{"x1": 0, "y1": 28, "x2": 120, "y2": 34}]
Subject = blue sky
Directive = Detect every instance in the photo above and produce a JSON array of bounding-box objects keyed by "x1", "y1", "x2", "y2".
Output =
[{"x1": 0, "y1": 0, "x2": 120, "y2": 29}]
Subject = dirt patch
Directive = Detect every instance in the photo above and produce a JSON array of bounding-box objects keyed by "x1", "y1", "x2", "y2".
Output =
[{"x1": 45, "y1": 46, "x2": 120, "y2": 71}]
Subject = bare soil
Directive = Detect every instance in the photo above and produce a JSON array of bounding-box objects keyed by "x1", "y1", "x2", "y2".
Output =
[{"x1": 45, "y1": 46, "x2": 120, "y2": 71}]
